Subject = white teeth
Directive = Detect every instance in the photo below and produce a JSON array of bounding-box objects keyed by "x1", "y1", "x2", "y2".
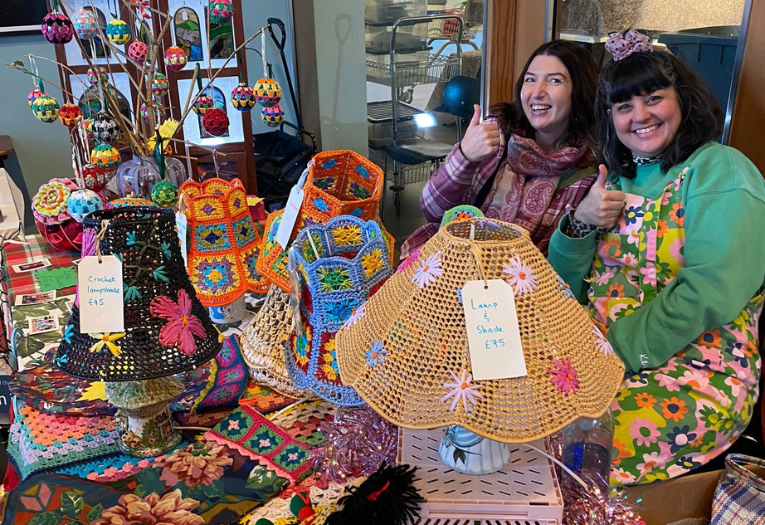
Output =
[
  {"x1": 635, "y1": 124, "x2": 659, "y2": 134},
  {"x1": 531, "y1": 105, "x2": 551, "y2": 110}
]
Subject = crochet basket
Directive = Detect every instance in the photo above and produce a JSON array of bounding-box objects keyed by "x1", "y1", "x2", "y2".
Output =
[
  {"x1": 55, "y1": 207, "x2": 222, "y2": 381},
  {"x1": 179, "y1": 177, "x2": 268, "y2": 306},
  {"x1": 285, "y1": 216, "x2": 393, "y2": 405},
  {"x1": 335, "y1": 217, "x2": 625, "y2": 443},
  {"x1": 255, "y1": 150, "x2": 388, "y2": 293}
]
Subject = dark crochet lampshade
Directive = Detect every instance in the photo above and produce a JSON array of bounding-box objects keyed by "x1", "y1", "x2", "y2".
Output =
[{"x1": 56, "y1": 207, "x2": 221, "y2": 381}]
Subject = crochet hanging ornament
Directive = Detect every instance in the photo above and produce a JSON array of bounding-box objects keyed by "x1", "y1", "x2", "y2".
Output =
[
  {"x1": 231, "y1": 82, "x2": 256, "y2": 111},
  {"x1": 202, "y1": 107, "x2": 230, "y2": 136},
  {"x1": 106, "y1": 19, "x2": 131, "y2": 45},
  {"x1": 152, "y1": 73, "x2": 169, "y2": 97},
  {"x1": 262, "y1": 104, "x2": 284, "y2": 128},
  {"x1": 128, "y1": 41, "x2": 148, "y2": 64},
  {"x1": 91, "y1": 113, "x2": 120, "y2": 144},
  {"x1": 209, "y1": 0, "x2": 234, "y2": 24},
  {"x1": 81, "y1": 163, "x2": 109, "y2": 193},
  {"x1": 58, "y1": 103, "x2": 83, "y2": 128},
  {"x1": 150, "y1": 180, "x2": 178, "y2": 208},
  {"x1": 32, "y1": 95, "x2": 61, "y2": 123},
  {"x1": 27, "y1": 89, "x2": 48, "y2": 106},
  {"x1": 164, "y1": 46, "x2": 188, "y2": 71},
  {"x1": 72, "y1": 8, "x2": 99, "y2": 40},
  {"x1": 87, "y1": 66, "x2": 108, "y2": 86},
  {"x1": 91, "y1": 143, "x2": 122, "y2": 171},
  {"x1": 192, "y1": 93, "x2": 213, "y2": 115},
  {"x1": 254, "y1": 77, "x2": 281, "y2": 107},
  {"x1": 67, "y1": 189, "x2": 104, "y2": 223},
  {"x1": 41, "y1": 10, "x2": 74, "y2": 45},
  {"x1": 139, "y1": 102, "x2": 167, "y2": 123}
]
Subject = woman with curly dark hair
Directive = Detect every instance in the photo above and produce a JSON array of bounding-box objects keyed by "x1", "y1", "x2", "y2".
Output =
[
  {"x1": 548, "y1": 29, "x2": 765, "y2": 485},
  {"x1": 400, "y1": 39, "x2": 599, "y2": 259}
]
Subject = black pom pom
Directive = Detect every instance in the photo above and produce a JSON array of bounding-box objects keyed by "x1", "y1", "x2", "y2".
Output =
[{"x1": 325, "y1": 463, "x2": 423, "y2": 525}]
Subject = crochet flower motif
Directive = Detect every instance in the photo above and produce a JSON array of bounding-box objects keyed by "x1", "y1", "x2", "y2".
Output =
[
  {"x1": 342, "y1": 303, "x2": 366, "y2": 328},
  {"x1": 361, "y1": 248, "x2": 385, "y2": 277},
  {"x1": 556, "y1": 276, "x2": 576, "y2": 299},
  {"x1": 150, "y1": 289, "x2": 206, "y2": 356},
  {"x1": 592, "y1": 325, "x2": 614, "y2": 356},
  {"x1": 549, "y1": 356, "x2": 579, "y2": 395},
  {"x1": 366, "y1": 340, "x2": 387, "y2": 367},
  {"x1": 88, "y1": 332, "x2": 126, "y2": 357},
  {"x1": 441, "y1": 369, "x2": 483, "y2": 412},
  {"x1": 412, "y1": 252, "x2": 443, "y2": 289},
  {"x1": 91, "y1": 490, "x2": 203, "y2": 525},
  {"x1": 503, "y1": 255, "x2": 537, "y2": 295},
  {"x1": 156, "y1": 441, "x2": 233, "y2": 488}
]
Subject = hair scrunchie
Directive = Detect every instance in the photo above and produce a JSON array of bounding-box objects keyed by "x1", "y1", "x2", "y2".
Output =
[{"x1": 605, "y1": 28, "x2": 653, "y2": 61}]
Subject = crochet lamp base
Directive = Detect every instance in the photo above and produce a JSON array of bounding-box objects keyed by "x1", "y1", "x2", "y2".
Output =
[
  {"x1": 438, "y1": 425, "x2": 512, "y2": 475},
  {"x1": 107, "y1": 377, "x2": 184, "y2": 457}
]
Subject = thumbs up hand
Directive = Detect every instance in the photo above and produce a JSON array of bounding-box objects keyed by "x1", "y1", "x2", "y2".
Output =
[
  {"x1": 573, "y1": 164, "x2": 626, "y2": 229},
  {"x1": 459, "y1": 105, "x2": 502, "y2": 163}
]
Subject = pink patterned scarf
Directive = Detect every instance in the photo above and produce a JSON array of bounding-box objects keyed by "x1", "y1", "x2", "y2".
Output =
[{"x1": 484, "y1": 134, "x2": 588, "y2": 233}]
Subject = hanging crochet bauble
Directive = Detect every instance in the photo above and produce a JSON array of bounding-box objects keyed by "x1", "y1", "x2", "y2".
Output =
[
  {"x1": 261, "y1": 104, "x2": 284, "y2": 128},
  {"x1": 192, "y1": 93, "x2": 213, "y2": 115},
  {"x1": 58, "y1": 103, "x2": 83, "y2": 128},
  {"x1": 150, "y1": 180, "x2": 178, "y2": 208},
  {"x1": 106, "y1": 19, "x2": 130, "y2": 45},
  {"x1": 231, "y1": 83, "x2": 255, "y2": 111},
  {"x1": 139, "y1": 102, "x2": 167, "y2": 123},
  {"x1": 152, "y1": 73, "x2": 169, "y2": 97},
  {"x1": 31, "y1": 95, "x2": 60, "y2": 123},
  {"x1": 254, "y1": 78, "x2": 281, "y2": 107},
  {"x1": 81, "y1": 163, "x2": 109, "y2": 193},
  {"x1": 72, "y1": 9, "x2": 98, "y2": 40},
  {"x1": 67, "y1": 189, "x2": 104, "y2": 223},
  {"x1": 87, "y1": 66, "x2": 108, "y2": 86},
  {"x1": 128, "y1": 41, "x2": 148, "y2": 64},
  {"x1": 27, "y1": 89, "x2": 48, "y2": 106},
  {"x1": 209, "y1": 0, "x2": 234, "y2": 24},
  {"x1": 91, "y1": 143, "x2": 122, "y2": 170},
  {"x1": 41, "y1": 11, "x2": 74, "y2": 45},
  {"x1": 164, "y1": 46, "x2": 188, "y2": 71},
  {"x1": 91, "y1": 114, "x2": 120, "y2": 144},
  {"x1": 202, "y1": 107, "x2": 229, "y2": 136}
]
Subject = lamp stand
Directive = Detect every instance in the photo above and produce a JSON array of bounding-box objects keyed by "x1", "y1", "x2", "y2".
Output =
[{"x1": 439, "y1": 425, "x2": 512, "y2": 475}]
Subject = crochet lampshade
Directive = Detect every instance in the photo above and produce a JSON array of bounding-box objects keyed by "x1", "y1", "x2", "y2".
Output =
[
  {"x1": 178, "y1": 177, "x2": 268, "y2": 306},
  {"x1": 56, "y1": 207, "x2": 222, "y2": 381},
  {"x1": 335, "y1": 217, "x2": 625, "y2": 444},
  {"x1": 284, "y1": 216, "x2": 393, "y2": 405}
]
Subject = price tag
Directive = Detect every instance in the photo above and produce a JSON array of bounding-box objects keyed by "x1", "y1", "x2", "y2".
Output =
[
  {"x1": 275, "y1": 169, "x2": 309, "y2": 249},
  {"x1": 176, "y1": 211, "x2": 188, "y2": 265},
  {"x1": 461, "y1": 279, "x2": 526, "y2": 381},
  {"x1": 78, "y1": 255, "x2": 124, "y2": 334}
]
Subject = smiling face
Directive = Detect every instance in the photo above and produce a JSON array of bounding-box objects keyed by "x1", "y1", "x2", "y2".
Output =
[
  {"x1": 611, "y1": 88, "x2": 682, "y2": 158},
  {"x1": 520, "y1": 54, "x2": 574, "y2": 146}
]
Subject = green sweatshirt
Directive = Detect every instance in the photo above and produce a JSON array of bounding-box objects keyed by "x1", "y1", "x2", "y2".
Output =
[{"x1": 548, "y1": 142, "x2": 765, "y2": 371}]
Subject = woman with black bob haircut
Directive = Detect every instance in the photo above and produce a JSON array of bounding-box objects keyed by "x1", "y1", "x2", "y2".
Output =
[
  {"x1": 401, "y1": 40, "x2": 599, "y2": 260},
  {"x1": 548, "y1": 29, "x2": 765, "y2": 485}
]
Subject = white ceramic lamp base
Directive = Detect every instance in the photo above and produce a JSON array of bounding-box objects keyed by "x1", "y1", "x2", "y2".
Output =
[{"x1": 439, "y1": 425, "x2": 512, "y2": 475}]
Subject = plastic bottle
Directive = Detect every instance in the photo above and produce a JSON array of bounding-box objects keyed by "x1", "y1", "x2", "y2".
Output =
[{"x1": 561, "y1": 408, "x2": 614, "y2": 496}]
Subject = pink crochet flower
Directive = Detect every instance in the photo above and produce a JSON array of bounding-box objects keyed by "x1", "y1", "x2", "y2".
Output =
[
  {"x1": 549, "y1": 356, "x2": 579, "y2": 395},
  {"x1": 150, "y1": 289, "x2": 206, "y2": 355}
]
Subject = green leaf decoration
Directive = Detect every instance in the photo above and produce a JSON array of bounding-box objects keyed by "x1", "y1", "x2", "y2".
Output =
[
  {"x1": 29, "y1": 511, "x2": 62, "y2": 525},
  {"x1": 86, "y1": 503, "x2": 104, "y2": 522},
  {"x1": 16, "y1": 336, "x2": 45, "y2": 358},
  {"x1": 453, "y1": 447, "x2": 467, "y2": 465},
  {"x1": 61, "y1": 490, "x2": 85, "y2": 518},
  {"x1": 152, "y1": 266, "x2": 169, "y2": 282}
]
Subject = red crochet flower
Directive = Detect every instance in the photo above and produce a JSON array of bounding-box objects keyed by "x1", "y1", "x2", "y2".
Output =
[{"x1": 150, "y1": 289, "x2": 206, "y2": 355}]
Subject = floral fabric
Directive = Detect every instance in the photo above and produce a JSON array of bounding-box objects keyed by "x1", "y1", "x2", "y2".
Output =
[{"x1": 587, "y1": 168, "x2": 763, "y2": 485}]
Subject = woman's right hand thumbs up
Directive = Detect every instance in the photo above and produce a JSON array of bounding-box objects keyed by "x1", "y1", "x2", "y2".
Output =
[
  {"x1": 573, "y1": 164, "x2": 626, "y2": 229},
  {"x1": 459, "y1": 105, "x2": 502, "y2": 163}
]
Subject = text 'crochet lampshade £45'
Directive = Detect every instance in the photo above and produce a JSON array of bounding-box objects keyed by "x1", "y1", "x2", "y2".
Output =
[
  {"x1": 178, "y1": 177, "x2": 268, "y2": 307},
  {"x1": 56, "y1": 207, "x2": 222, "y2": 381},
  {"x1": 335, "y1": 217, "x2": 625, "y2": 443},
  {"x1": 284, "y1": 216, "x2": 394, "y2": 406}
]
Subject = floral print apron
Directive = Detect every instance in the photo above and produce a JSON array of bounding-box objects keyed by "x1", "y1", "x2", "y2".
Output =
[{"x1": 587, "y1": 168, "x2": 764, "y2": 485}]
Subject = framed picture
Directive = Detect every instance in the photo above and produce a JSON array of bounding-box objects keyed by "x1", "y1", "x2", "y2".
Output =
[
  {"x1": 167, "y1": 0, "x2": 235, "y2": 72},
  {"x1": 69, "y1": 72, "x2": 134, "y2": 120},
  {"x1": 177, "y1": 75, "x2": 244, "y2": 146},
  {"x1": 63, "y1": 0, "x2": 129, "y2": 66}
]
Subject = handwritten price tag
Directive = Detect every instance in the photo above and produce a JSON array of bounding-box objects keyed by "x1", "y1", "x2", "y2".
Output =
[
  {"x1": 78, "y1": 255, "x2": 124, "y2": 334},
  {"x1": 461, "y1": 279, "x2": 526, "y2": 381},
  {"x1": 275, "y1": 168, "x2": 309, "y2": 249}
]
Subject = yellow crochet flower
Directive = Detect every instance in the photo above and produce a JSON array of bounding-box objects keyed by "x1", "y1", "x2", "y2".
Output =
[
  {"x1": 88, "y1": 332, "x2": 126, "y2": 357},
  {"x1": 361, "y1": 248, "x2": 385, "y2": 277},
  {"x1": 332, "y1": 225, "x2": 363, "y2": 246},
  {"x1": 321, "y1": 338, "x2": 338, "y2": 381}
]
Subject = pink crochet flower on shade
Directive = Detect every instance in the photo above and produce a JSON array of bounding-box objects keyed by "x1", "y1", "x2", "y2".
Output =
[
  {"x1": 150, "y1": 289, "x2": 206, "y2": 356},
  {"x1": 441, "y1": 369, "x2": 483, "y2": 412},
  {"x1": 549, "y1": 356, "x2": 579, "y2": 395},
  {"x1": 503, "y1": 255, "x2": 537, "y2": 295}
]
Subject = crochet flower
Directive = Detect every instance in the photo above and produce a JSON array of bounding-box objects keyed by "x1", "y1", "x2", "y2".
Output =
[
  {"x1": 33, "y1": 181, "x2": 71, "y2": 221},
  {"x1": 412, "y1": 252, "x2": 443, "y2": 289},
  {"x1": 333, "y1": 224, "x2": 363, "y2": 246},
  {"x1": 503, "y1": 255, "x2": 537, "y2": 295},
  {"x1": 556, "y1": 276, "x2": 576, "y2": 299},
  {"x1": 88, "y1": 332, "x2": 126, "y2": 357},
  {"x1": 592, "y1": 325, "x2": 613, "y2": 356},
  {"x1": 342, "y1": 303, "x2": 366, "y2": 328},
  {"x1": 441, "y1": 369, "x2": 483, "y2": 412},
  {"x1": 150, "y1": 289, "x2": 206, "y2": 356},
  {"x1": 157, "y1": 442, "x2": 233, "y2": 488},
  {"x1": 91, "y1": 490, "x2": 203, "y2": 525},
  {"x1": 361, "y1": 248, "x2": 385, "y2": 277},
  {"x1": 366, "y1": 340, "x2": 387, "y2": 367},
  {"x1": 549, "y1": 356, "x2": 579, "y2": 395}
]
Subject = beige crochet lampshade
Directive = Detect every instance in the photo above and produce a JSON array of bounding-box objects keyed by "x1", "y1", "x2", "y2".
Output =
[{"x1": 335, "y1": 218, "x2": 625, "y2": 443}]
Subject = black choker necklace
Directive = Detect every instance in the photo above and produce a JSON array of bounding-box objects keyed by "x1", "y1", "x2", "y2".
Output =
[{"x1": 632, "y1": 154, "x2": 661, "y2": 165}]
